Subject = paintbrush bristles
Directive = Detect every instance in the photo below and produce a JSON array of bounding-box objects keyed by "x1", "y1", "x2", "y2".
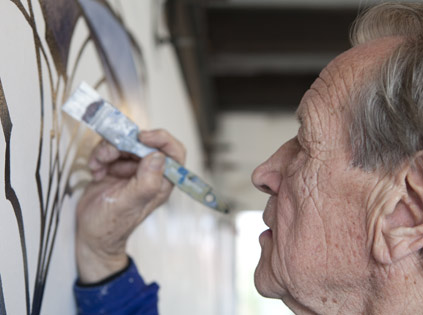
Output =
[
  {"x1": 62, "y1": 82, "x2": 102, "y2": 121},
  {"x1": 81, "y1": 100, "x2": 104, "y2": 124}
]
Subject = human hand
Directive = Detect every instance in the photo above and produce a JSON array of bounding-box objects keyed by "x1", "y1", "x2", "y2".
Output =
[{"x1": 75, "y1": 129, "x2": 186, "y2": 283}]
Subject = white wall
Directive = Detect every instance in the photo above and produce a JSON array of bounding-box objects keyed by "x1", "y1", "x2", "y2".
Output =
[{"x1": 0, "y1": 1, "x2": 234, "y2": 314}]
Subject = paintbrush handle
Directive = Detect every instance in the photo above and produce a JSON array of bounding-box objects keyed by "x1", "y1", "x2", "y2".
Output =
[
  {"x1": 163, "y1": 157, "x2": 229, "y2": 213},
  {"x1": 62, "y1": 82, "x2": 229, "y2": 213},
  {"x1": 124, "y1": 141, "x2": 228, "y2": 213}
]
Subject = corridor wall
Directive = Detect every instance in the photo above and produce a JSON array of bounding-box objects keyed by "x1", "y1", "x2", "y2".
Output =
[{"x1": 0, "y1": 1, "x2": 234, "y2": 314}]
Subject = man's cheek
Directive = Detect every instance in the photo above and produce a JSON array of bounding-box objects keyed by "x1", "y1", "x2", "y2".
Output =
[
  {"x1": 287, "y1": 193, "x2": 328, "y2": 257},
  {"x1": 282, "y1": 231, "x2": 329, "y2": 300},
  {"x1": 276, "y1": 187, "x2": 296, "y2": 232}
]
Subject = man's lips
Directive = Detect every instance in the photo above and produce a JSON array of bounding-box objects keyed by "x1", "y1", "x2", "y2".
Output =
[
  {"x1": 259, "y1": 228, "x2": 273, "y2": 246},
  {"x1": 259, "y1": 196, "x2": 276, "y2": 246},
  {"x1": 262, "y1": 195, "x2": 277, "y2": 229}
]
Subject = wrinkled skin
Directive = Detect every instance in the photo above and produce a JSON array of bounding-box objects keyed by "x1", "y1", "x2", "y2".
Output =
[
  {"x1": 76, "y1": 129, "x2": 186, "y2": 283},
  {"x1": 252, "y1": 37, "x2": 423, "y2": 314}
]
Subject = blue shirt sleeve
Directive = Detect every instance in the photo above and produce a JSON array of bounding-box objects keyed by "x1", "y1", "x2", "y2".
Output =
[{"x1": 74, "y1": 258, "x2": 159, "y2": 315}]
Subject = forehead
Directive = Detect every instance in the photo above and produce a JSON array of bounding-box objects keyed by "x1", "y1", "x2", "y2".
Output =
[{"x1": 296, "y1": 37, "x2": 401, "y2": 122}]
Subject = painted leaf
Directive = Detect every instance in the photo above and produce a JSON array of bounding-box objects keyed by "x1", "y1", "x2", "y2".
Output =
[
  {"x1": 38, "y1": 0, "x2": 81, "y2": 77},
  {"x1": 78, "y1": 0, "x2": 143, "y2": 107}
]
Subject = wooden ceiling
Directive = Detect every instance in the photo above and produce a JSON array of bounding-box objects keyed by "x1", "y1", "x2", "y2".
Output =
[{"x1": 164, "y1": 0, "x2": 362, "y2": 150}]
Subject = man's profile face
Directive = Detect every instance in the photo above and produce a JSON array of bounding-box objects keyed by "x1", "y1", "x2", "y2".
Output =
[{"x1": 251, "y1": 38, "x2": 401, "y2": 312}]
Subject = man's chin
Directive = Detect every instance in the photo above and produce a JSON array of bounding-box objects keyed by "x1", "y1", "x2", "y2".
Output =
[{"x1": 254, "y1": 259, "x2": 285, "y2": 299}]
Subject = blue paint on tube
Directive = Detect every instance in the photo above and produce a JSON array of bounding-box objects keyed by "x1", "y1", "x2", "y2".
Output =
[{"x1": 178, "y1": 167, "x2": 189, "y2": 185}]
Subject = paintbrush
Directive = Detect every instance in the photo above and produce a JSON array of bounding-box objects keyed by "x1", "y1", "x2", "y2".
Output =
[{"x1": 62, "y1": 82, "x2": 229, "y2": 214}]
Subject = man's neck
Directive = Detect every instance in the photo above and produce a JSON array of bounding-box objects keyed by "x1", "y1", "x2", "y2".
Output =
[
  {"x1": 282, "y1": 258, "x2": 423, "y2": 315},
  {"x1": 363, "y1": 263, "x2": 423, "y2": 315}
]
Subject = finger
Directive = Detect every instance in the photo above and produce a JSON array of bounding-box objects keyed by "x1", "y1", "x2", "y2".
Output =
[
  {"x1": 108, "y1": 160, "x2": 139, "y2": 178},
  {"x1": 139, "y1": 129, "x2": 186, "y2": 165},
  {"x1": 92, "y1": 157, "x2": 140, "y2": 181},
  {"x1": 92, "y1": 168, "x2": 107, "y2": 182},
  {"x1": 128, "y1": 152, "x2": 166, "y2": 205},
  {"x1": 159, "y1": 175, "x2": 173, "y2": 197},
  {"x1": 88, "y1": 140, "x2": 120, "y2": 171}
]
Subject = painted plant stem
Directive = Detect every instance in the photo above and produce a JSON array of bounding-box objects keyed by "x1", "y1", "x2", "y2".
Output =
[
  {"x1": 3, "y1": 0, "x2": 148, "y2": 313},
  {"x1": 0, "y1": 79, "x2": 30, "y2": 315},
  {"x1": 0, "y1": 275, "x2": 7, "y2": 315},
  {"x1": 66, "y1": 36, "x2": 91, "y2": 99},
  {"x1": 25, "y1": 0, "x2": 53, "y2": 311}
]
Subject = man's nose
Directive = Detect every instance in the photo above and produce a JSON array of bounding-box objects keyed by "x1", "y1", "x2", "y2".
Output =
[{"x1": 251, "y1": 158, "x2": 281, "y2": 195}]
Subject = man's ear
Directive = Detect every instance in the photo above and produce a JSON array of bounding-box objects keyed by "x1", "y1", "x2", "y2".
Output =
[{"x1": 372, "y1": 152, "x2": 423, "y2": 264}]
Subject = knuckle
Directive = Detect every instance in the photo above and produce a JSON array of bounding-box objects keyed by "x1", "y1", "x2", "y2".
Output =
[
  {"x1": 156, "y1": 128, "x2": 169, "y2": 139},
  {"x1": 140, "y1": 176, "x2": 161, "y2": 198},
  {"x1": 92, "y1": 140, "x2": 106, "y2": 156},
  {"x1": 97, "y1": 144, "x2": 119, "y2": 162},
  {"x1": 106, "y1": 144, "x2": 119, "y2": 158}
]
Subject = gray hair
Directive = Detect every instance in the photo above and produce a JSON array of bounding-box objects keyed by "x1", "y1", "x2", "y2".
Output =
[{"x1": 349, "y1": 2, "x2": 423, "y2": 171}]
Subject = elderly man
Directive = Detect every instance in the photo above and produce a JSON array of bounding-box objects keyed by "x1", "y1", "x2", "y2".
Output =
[{"x1": 73, "y1": 2, "x2": 423, "y2": 314}]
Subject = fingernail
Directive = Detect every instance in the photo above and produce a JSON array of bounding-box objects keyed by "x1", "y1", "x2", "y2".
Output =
[{"x1": 149, "y1": 153, "x2": 165, "y2": 170}]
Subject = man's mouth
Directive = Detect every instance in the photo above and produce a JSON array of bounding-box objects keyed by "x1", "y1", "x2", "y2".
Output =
[
  {"x1": 262, "y1": 196, "x2": 277, "y2": 229},
  {"x1": 259, "y1": 229, "x2": 273, "y2": 246}
]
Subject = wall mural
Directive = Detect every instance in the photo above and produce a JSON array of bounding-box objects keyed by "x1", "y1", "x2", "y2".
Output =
[{"x1": 0, "y1": 0, "x2": 146, "y2": 314}]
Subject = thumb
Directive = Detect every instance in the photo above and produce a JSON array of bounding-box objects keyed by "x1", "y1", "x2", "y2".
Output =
[{"x1": 131, "y1": 152, "x2": 166, "y2": 204}]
